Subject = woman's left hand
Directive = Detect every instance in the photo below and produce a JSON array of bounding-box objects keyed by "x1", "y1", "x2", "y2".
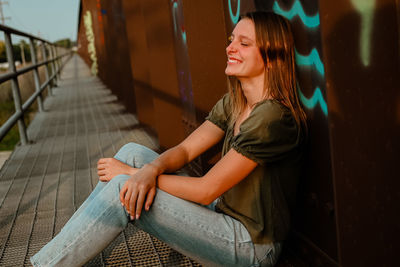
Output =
[{"x1": 119, "y1": 164, "x2": 159, "y2": 220}]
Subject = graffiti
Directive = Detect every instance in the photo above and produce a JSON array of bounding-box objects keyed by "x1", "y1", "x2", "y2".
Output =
[
  {"x1": 228, "y1": 0, "x2": 241, "y2": 24},
  {"x1": 350, "y1": 0, "x2": 376, "y2": 66},
  {"x1": 170, "y1": 0, "x2": 196, "y2": 131},
  {"x1": 299, "y1": 87, "x2": 328, "y2": 116},
  {"x1": 83, "y1": 11, "x2": 98, "y2": 76},
  {"x1": 271, "y1": 0, "x2": 327, "y2": 115},
  {"x1": 295, "y1": 48, "x2": 325, "y2": 77},
  {"x1": 273, "y1": 0, "x2": 320, "y2": 28},
  {"x1": 172, "y1": 0, "x2": 187, "y2": 44}
]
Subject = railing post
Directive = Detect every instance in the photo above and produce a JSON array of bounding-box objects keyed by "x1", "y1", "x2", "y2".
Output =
[
  {"x1": 29, "y1": 38, "x2": 44, "y2": 112},
  {"x1": 40, "y1": 42, "x2": 53, "y2": 95},
  {"x1": 4, "y1": 32, "x2": 28, "y2": 145},
  {"x1": 54, "y1": 45, "x2": 61, "y2": 80},
  {"x1": 48, "y1": 44, "x2": 58, "y2": 86}
]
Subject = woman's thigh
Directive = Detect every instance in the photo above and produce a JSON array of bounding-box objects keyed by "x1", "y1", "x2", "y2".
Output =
[{"x1": 134, "y1": 189, "x2": 258, "y2": 267}]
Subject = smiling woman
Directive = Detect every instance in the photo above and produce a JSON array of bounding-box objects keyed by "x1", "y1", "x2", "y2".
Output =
[{"x1": 31, "y1": 11, "x2": 306, "y2": 267}]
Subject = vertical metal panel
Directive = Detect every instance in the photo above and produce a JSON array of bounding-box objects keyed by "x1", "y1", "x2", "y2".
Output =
[
  {"x1": 181, "y1": 0, "x2": 228, "y2": 123},
  {"x1": 122, "y1": 0, "x2": 156, "y2": 128},
  {"x1": 101, "y1": 0, "x2": 136, "y2": 113},
  {"x1": 140, "y1": 0, "x2": 185, "y2": 149},
  {"x1": 320, "y1": 0, "x2": 400, "y2": 266},
  {"x1": 77, "y1": 0, "x2": 136, "y2": 114},
  {"x1": 179, "y1": 0, "x2": 229, "y2": 173}
]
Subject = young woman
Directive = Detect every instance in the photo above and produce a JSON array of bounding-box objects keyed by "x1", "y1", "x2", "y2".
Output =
[{"x1": 31, "y1": 11, "x2": 306, "y2": 267}]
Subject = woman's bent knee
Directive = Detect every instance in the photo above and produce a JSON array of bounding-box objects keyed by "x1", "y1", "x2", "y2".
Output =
[
  {"x1": 108, "y1": 174, "x2": 131, "y2": 190},
  {"x1": 114, "y1": 143, "x2": 159, "y2": 167},
  {"x1": 115, "y1": 142, "x2": 142, "y2": 159}
]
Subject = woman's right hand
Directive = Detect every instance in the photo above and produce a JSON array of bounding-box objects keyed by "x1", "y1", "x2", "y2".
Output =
[{"x1": 119, "y1": 164, "x2": 159, "y2": 220}]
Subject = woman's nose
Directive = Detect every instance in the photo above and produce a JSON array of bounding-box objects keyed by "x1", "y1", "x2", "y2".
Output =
[{"x1": 226, "y1": 41, "x2": 237, "y2": 54}]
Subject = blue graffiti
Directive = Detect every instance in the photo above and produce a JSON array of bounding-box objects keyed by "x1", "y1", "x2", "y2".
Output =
[
  {"x1": 172, "y1": 1, "x2": 187, "y2": 44},
  {"x1": 182, "y1": 30, "x2": 187, "y2": 44},
  {"x1": 273, "y1": 0, "x2": 320, "y2": 28},
  {"x1": 298, "y1": 87, "x2": 328, "y2": 115},
  {"x1": 228, "y1": 0, "x2": 241, "y2": 24},
  {"x1": 295, "y1": 48, "x2": 325, "y2": 77}
]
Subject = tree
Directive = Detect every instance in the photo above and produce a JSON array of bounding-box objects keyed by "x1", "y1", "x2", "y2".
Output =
[{"x1": 54, "y1": 38, "x2": 72, "y2": 48}]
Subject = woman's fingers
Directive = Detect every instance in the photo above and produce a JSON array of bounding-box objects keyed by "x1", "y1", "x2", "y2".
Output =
[
  {"x1": 128, "y1": 188, "x2": 138, "y2": 219},
  {"x1": 119, "y1": 170, "x2": 158, "y2": 220},
  {"x1": 145, "y1": 187, "x2": 156, "y2": 211},
  {"x1": 120, "y1": 184, "x2": 128, "y2": 207},
  {"x1": 135, "y1": 189, "x2": 147, "y2": 219}
]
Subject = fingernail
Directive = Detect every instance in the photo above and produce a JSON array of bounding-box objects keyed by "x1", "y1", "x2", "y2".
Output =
[
  {"x1": 130, "y1": 215, "x2": 134, "y2": 220},
  {"x1": 136, "y1": 214, "x2": 139, "y2": 220}
]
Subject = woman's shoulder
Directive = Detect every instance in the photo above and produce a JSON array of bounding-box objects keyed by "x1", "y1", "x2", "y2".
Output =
[{"x1": 251, "y1": 99, "x2": 292, "y2": 123}]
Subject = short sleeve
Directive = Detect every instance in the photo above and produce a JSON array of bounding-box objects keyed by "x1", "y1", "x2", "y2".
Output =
[
  {"x1": 205, "y1": 94, "x2": 231, "y2": 132},
  {"x1": 231, "y1": 101, "x2": 301, "y2": 164}
]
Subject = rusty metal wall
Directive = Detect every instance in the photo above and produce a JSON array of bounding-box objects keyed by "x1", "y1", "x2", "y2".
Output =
[
  {"x1": 77, "y1": 0, "x2": 136, "y2": 113},
  {"x1": 122, "y1": 0, "x2": 187, "y2": 149},
  {"x1": 120, "y1": 0, "x2": 155, "y2": 129},
  {"x1": 320, "y1": 0, "x2": 399, "y2": 266}
]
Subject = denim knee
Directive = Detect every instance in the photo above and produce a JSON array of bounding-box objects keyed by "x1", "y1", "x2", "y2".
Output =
[
  {"x1": 115, "y1": 142, "x2": 141, "y2": 159},
  {"x1": 108, "y1": 174, "x2": 130, "y2": 192},
  {"x1": 114, "y1": 142, "x2": 158, "y2": 167}
]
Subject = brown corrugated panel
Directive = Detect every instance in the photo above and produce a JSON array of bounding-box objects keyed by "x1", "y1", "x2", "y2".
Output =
[
  {"x1": 122, "y1": 0, "x2": 156, "y2": 129},
  {"x1": 100, "y1": 0, "x2": 136, "y2": 114}
]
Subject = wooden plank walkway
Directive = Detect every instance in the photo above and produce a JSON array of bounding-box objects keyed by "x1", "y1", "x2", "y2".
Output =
[{"x1": 0, "y1": 54, "x2": 200, "y2": 266}]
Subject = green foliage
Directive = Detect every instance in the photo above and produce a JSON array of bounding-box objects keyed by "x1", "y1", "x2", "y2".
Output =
[
  {"x1": 54, "y1": 38, "x2": 72, "y2": 48},
  {"x1": 0, "y1": 40, "x2": 32, "y2": 64},
  {"x1": 0, "y1": 100, "x2": 33, "y2": 151},
  {"x1": 0, "y1": 40, "x2": 6, "y2": 63}
]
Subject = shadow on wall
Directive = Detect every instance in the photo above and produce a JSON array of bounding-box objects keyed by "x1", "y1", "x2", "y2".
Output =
[{"x1": 322, "y1": 1, "x2": 399, "y2": 266}]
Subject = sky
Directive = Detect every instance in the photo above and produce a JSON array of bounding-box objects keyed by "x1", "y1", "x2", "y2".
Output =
[{"x1": 2, "y1": 0, "x2": 80, "y2": 42}]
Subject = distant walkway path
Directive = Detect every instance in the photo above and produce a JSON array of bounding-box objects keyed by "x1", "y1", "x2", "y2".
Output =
[{"x1": 0, "y1": 54, "x2": 199, "y2": 266}]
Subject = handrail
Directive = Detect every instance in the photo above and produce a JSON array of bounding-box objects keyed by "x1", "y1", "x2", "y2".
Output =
[{"x1": 0, "y1": 24, "x2": 72, "y2": 145}]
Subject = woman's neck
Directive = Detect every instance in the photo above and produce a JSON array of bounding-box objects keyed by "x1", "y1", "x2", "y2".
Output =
[{"x1": 239, "y1": 76, "x2": 266, "y2": 107}]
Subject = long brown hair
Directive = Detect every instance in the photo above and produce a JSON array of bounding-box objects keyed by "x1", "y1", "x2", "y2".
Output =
[{"x1": 228, "y1": 11, "x2": 307, "y2": 132}]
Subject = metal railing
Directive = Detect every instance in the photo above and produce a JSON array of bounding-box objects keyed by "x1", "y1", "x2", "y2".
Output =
[{"x1": 0, "y1": 24, "x2": 72, "y2": 145}]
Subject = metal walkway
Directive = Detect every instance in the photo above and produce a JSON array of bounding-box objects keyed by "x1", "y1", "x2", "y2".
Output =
[{"x1": 0, "y1": 54, "x2": 200, "y2": 266}]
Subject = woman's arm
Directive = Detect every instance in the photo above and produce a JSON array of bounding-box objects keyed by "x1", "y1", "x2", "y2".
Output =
[
  {"x1": 157, "y1": 148, "x2": 258, "y2": 205},
  {"x1": 119, "y1": 120, "x2": 226, "y2": 219},
  {"x1": 97, "y1": 120, "x2": 225, "y2": 181},
  {"x1": 147, "y1": 120, "x2": 226, "y2": 174}
]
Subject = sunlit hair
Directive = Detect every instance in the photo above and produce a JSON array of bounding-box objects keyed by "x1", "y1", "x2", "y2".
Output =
[{"x1": 227, "y1": 11, "x2": 307, "y2": 133}]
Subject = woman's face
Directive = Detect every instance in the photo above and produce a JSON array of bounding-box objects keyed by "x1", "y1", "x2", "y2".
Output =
[{"x1": 225, "y1": 18, "x2": 265, "y2": 80}]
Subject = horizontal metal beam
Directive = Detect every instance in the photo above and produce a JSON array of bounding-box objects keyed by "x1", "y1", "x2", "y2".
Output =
[
  {"x1": 0, "y1": 53, "x2": 72, "y2": 142},
  {"x1": 0, "y1": 52, "x2": 70, "y2": 85},
  {"x1": 0, "y1": 24, "x2": 50, "y2": 44}
]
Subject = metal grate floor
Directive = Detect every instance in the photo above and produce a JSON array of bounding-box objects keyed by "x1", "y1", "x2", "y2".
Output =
[{"x1": 0, "y1": 55, "x2": 201, "y2": 266}]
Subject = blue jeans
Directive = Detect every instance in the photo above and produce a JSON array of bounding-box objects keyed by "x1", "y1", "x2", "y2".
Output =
[{"x1": 31, "y1": 143, "x2": 281, "y2": 266}]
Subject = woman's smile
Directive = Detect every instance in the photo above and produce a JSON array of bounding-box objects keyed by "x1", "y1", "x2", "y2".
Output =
[{"x1": 227, "y1": 56, "x2": 242, "y2": 64}]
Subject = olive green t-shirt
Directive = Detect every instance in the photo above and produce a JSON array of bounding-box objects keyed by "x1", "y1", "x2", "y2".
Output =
[{"x1": 206, "y1": 94, "x2": 303, "y2": 244}]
